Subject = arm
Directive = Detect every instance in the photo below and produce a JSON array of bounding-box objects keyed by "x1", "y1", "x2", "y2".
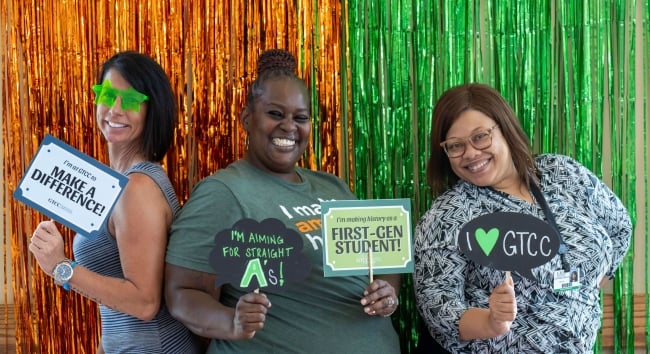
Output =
[
  {"x1": 563, "y1": 156, "x2": 632, "y2": 283},
  {"x1": 163, "y1": 176, "x2": 271, "y2": 339},
  {"x1": 414, "y1": 211, "x2": 466, "y2": 335},
  {"x1": 416, "y1": 229, "x2": 515, "y2": 341},
  {"x1": 29, "y1": 173, "x2": 173, "y2": 320},
  {"x1": 585, "y1": 173, "x2": 632, "y2": 277},
  {"x1": 414, "y1": 202, "x2": 517, "y2": 349},
  {"x1": 164, "y1": 263, "x2": 271, "y2": 340}
]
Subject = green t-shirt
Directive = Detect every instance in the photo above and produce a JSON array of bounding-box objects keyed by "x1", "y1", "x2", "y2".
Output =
[{"x1": 166, "y1": 160, "x2": 400, "y2": 353}]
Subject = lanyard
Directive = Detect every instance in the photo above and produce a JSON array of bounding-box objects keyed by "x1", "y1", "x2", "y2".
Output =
[{"x1": 529, "y1": 182, "x2": 570, "y2": 271}]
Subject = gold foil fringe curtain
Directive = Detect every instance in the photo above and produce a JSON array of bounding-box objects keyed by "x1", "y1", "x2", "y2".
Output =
[
  {"x1": 1, "y1": 0, "x2": 648, "y2": 353},
  {"x1": 1, "y1": 0, "x2": 344, "y2": 352}
]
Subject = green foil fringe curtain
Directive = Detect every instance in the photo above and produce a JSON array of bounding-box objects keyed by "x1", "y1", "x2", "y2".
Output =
[
  {"x1": 1, "y1": 0, "x2": 648, "y2": 353},
  {"x1": 345, "y1": 1, "x2": 647, "y2": 353}
]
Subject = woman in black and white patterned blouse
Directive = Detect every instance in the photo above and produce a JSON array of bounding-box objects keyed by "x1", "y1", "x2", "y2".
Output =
[{"x1": 414, "y1": 83, "x2": 631, "y2": 354}]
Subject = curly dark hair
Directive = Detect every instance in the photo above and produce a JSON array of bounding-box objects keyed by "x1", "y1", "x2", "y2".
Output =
[
  {"x1": 245, "y1": 49, "x2": 308, "y2": 109},
  {"x1": 256, "y1": 49, "x2": 297, "y2": 76}
]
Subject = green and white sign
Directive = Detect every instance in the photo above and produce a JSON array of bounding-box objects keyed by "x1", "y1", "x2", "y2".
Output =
[{"x1": 321, "y1": 198, "x2": 413, "y2": 277}]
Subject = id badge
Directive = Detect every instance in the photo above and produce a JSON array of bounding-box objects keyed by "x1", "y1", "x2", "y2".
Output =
[{"x1": 553, "y1": 267, "x2": 581, "y2": 292}]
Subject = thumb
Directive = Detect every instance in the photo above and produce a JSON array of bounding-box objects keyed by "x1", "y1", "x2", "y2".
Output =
[{"x1": 505, "y1": 271, "x2": 514, "y2": 286}]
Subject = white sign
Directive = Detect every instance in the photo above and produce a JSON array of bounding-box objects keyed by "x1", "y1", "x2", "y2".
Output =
[{"x1": 13, "y1": 134, "x2": 128, "y2": 238}]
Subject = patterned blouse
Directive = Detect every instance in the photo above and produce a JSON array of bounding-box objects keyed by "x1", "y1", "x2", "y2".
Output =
[{"x1": 414, "y1": 154, "x2": 631, "y2": 353}]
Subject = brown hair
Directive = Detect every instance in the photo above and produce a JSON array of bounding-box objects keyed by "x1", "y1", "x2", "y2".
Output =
[{"x1": 426, "y1": 83, "x2": 537, "y2": 197}]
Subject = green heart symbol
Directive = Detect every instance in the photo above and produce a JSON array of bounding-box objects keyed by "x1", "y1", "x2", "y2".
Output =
[{"x1": 475, "y1": 228, "x2": 499, "y2": 256}]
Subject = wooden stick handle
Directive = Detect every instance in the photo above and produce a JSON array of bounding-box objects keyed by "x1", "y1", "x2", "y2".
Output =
[{"x1": 368, "y1": 249, "x2": 374, "y2": 284}]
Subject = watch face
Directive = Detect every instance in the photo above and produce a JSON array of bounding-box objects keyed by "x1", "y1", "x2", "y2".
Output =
[{"x1": 55, "y1": 262, "x2": 73, "y2": 282}]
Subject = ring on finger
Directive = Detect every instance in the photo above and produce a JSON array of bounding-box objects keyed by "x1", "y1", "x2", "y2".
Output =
[{"x1": 387, "y1": 297, "x2": 395, "y2": 307}]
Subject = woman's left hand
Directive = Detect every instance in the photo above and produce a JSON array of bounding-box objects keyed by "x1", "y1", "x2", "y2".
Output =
[
  {"x1": 361, "y1": 279, "x2": 399, "y2": 317},
  {"x1": 28, "y1": 220, "x2": 67, "y2": 276}
]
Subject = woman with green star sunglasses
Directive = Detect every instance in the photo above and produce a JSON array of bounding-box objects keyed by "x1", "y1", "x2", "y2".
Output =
[{"x1": 28, "y1": 51, "x2": 203, "y2": 353}]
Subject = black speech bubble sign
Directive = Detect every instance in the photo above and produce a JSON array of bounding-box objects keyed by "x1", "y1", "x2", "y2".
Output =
[
  {"x1": 458, "y1": 212, "x2": 560, "y2": 280},
  {"x1": 209, "y1": 218, "x2": 311, "y2": 292}
]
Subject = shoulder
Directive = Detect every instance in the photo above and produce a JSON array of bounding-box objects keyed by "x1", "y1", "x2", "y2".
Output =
[
  {"x1": 198, "y1": 160, "x2": 272, "y2": 188},
  {"x1": 535, "y1": 153, "x2": 595, "y2": 180},
  {"x1": 122, "y1": 162, "x2": 173, "y2": 194},
  {"x1": 535, "y1": 153, "x2": 581, "y2": 168},
  {"x1": 185, "y1": 172, "x2": 236, "y2": 205},
  {"x1": 123, "y1": 161, "x2": 179, "y2": 206},
  {"x1": 298, "y1": 167, "x2": 349, "y2": 186},
  {"x1": 180, "y1": 162, "x2": 262, "y2": 212},
  {"x1": 191, "y1": 161, "x2": 250, "y2": 189},
  {"x1": 433, "y1": 181, "x2": 480, "y2": 209},
  {"x1": 123, "y1": 167, "x2": 168, "y2": 196},
  {"x1": 417, "y1": 183, "x2": 477, "y2": 233},
  {"x1": 297, "y1": 167, "x2": 355, "y2": 197},
  {"x1": 125, "y1": 161, "x2": 166, "y2": 176}
]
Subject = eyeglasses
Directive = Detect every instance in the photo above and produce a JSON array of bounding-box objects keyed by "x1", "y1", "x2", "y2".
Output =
[{"x1": 440, "y1": 125, "x2": 499, "y2": 158}]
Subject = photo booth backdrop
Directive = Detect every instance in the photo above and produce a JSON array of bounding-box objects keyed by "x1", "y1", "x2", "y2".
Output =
[{"x1": 1, "y1": 0, "x2": 648, "y2": 353}]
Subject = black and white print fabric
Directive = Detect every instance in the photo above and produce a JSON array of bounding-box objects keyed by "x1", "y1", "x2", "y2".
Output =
[{"x1": 414, "y1": 154, "x2": 631, "y2": 353}]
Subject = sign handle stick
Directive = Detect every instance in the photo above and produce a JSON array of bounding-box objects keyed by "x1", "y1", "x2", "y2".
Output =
[
  {"x1": 368, "y1": 249, "x2": 373, "y2": 284},
  {"x1": 505, "y1": 271, "x2": 512, "y2": 282}
]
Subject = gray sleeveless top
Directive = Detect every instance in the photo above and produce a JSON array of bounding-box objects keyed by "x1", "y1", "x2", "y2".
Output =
[{"x1": 73, "y1": 162, "x2": 201, "y2": 353}]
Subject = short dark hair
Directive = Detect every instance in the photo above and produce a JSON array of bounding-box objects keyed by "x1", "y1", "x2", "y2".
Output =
[
  {"x1": 245, "y1": 49, "x2": 309, "y2": 109},
  {"x1": 96, "y1": 51, "x2": 176, "y2": 162},
  {"x1": 426, "y1": 83, "x2": 537, "y2": 196}
]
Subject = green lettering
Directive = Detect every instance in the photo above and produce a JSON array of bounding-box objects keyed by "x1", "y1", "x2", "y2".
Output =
[{"x1": 240, "y1": 258, "x2": 268, "y2": 288}]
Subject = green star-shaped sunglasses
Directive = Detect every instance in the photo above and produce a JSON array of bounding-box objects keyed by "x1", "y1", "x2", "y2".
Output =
[{"x1": 92, "y1": 79, "x2": 149, "y2": 112}]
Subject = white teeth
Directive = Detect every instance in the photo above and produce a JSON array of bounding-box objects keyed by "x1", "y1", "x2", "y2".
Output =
[
  {"x1": 107, "y1": 121, "x2": 127, "y2": 128},
  {"x1": 468, "y1": 159, "x2": 489, "y2": 171},
  {"x1": 273, "y1": 138, "x2": 295, "y2": 147}
]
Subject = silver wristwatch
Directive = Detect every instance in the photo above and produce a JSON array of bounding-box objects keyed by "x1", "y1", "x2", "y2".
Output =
[{"x1": 53, "y1": 259, "x2": 77, "y2": 291}]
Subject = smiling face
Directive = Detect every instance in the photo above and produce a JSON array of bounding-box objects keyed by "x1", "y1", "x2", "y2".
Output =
[
  {"x1": 95, "y1": 69, "x2": 147, "y2": 148},
  {"x1": 243, "y1": 77, "x2": 311, "y2": 181},
  {"x1": 445, "y1": 109, "x2": 520, "y2": 192}
]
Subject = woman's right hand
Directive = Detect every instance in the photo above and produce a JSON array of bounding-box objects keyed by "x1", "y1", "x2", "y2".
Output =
[
  {"x1": 233, "y1": 292, "x2": 271, "y2": 339},
  {"x1": 29, "y1": 220, "x2": 67, "y2": 277},
  {"x1": 487, "y1": 274, "x2": 517, "y2": 336}
]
